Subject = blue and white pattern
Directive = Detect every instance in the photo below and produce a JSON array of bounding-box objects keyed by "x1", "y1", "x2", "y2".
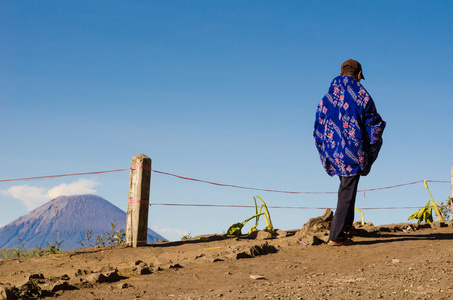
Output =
[{"x1": 314, "y1": 76, "x2": 386, "y2": 176}]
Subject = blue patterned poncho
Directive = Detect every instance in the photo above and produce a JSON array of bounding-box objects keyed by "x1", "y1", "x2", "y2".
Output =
[{"x1": 314, "y1": 76, "x2": 386, "y2": 176}]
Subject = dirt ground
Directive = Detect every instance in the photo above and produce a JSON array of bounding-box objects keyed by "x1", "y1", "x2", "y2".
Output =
[{"x1": 1, "y1": 222, "x2": 453, "y2": 300}]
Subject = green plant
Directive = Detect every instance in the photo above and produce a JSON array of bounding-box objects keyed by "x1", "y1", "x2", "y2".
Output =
[
  {"x1": 181, "y1": 233, "x2": 192, "y2": 240},
  {"x1": 152, "y1": 237, "x2": 166, "y2": 243},
  {"x1": 33, "y1": 247, "x2": 45, "y2": 257},
  {"x1": 227, "y1": 196, "x2": 275, "y2": 236},
  {"x1": 436, "y1": 196, "x2": 452, "y2": 221},
  {"x1": 95, "y1": 234, "x2": 106, "y2": 247},
  {"x1": 45, "y1": 240, "x2": 63, "y2": 255},
  {"x1": 78, "y1": 229, "x2": 94, "y2": 247},
  {"x1": 106, "y1": 219, "x2": 126, "y2": 246},
  {"x1": 13, "y1": 245, "x2": 21, "y2": 258},
  {"x1": 10, "y1": 238, "x2": 30, "y2": 258},
  {"x1": 15, "y1": 279, "x2": 42, "y2": 299},
  {"x1": 78, "y1": 220, "x2": 127, "y2": 248},
  {"x1": 409, "y1": 180, "x2": 445, "y2": 223},
  {"x1": 18, "y1": 238, "x2": 29, "y2": 257},
  {"x1": 113, "y1": 228, "x2": 126, "y2": 244}
]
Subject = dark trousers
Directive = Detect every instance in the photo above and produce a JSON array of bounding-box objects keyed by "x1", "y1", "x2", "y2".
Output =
[{"x1": 329, "y1": 175, "x2": 360, "y2": 242}]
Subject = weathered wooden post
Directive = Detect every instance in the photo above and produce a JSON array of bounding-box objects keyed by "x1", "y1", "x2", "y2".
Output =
[
  {"x1": 450, "y1": 166, "x2": 453, "y2": 220},
  {"x1": 126, "y1": 154, "x2": 151, "y2": 247}
]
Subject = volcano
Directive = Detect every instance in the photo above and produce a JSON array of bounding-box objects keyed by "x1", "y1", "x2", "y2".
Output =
[{"x1": 0, "y1": 194, "x2": 166, "y2": 250}]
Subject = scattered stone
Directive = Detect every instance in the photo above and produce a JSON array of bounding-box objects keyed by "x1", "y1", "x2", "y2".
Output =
[
  {"x1": 74, "y1": 269, "x2": 91, "y2": 277},
  {"x1": 0, "y1": 286, "x2": 7, "y2": 300},
  {"x1": 255, "y1": 230, "x2": 272, "y2": 240},
  {"x1": 294, "y1": 209, "x2": 334, "y2": 245},
  {"x1": 68, "y1": 277, "x2": 85, "y2": 286},
  {"x1": 15, "y1": 279, "x2": 31, "y2": 289},
  {"x1": 376, "y1": 226, "x2": 391, "y2": 232},
  {"x1": 133, "y1": 261, "x2": 152, "y2": 274},
  {"x1": 234, "y1": 242, "x2": 278, "y2": 259},
  {"x1": 195, "y1": 253, "x2": 206, "y2": 260},
  {"x1": 98, "y1": 265, "x2": 116, "y2": 273},
  {"x1": 193, "y1": 234, "x2": 226, "y2": 241},
  {"x1": 154, "y1": 257, "x2": 171, "y2": 267},
  {"x1": 50, "y1": 280, "x2": 78, "y2": 292},
  {"x1": 430, "y1": 222, "x2": 448, "y2": 229},
  {"x1": 296, "y1": 208, "x2": 333, "y2": 238},
  {"x1": 314, "y1": 233, "x2": 329, "y2": 243},
  {"x1": 352, "y1": 221, "x2": 375, "y2": 228},
  {"x1": 306, "y1": 235, "x2": 325, "y2": 246},
  {"x1": 169, "y1": 263, "x2": 183, "y2": 270},
  {"x1": 59, "y1": 274, "x2": 70, "y2": 280},
  {"x1": 137, "y1": 266, "x2": 152, "y2": 275},
  {"x1": 352, "y1": 221, "x2": 363, "y2": 227},
  {"x1": 275, "y1": 229, "x2": 288, "y2": 238},
  {"x1": 85, "y1": 273, "x2": 107, "y2": 284},
  {"x1": 103, "y1": 270, "x2": 123, "y2": 282},
  {"x1": 391, "y1": 225, "x2": 403, "y2": 232},
  {"x1": 417, "y1": 223, "x2": 431, "y2": 229},
  {"x1": 392, "y1": 259, "x2": 400, "y2": 264},
  {"x1": 15, "y1": 280, "x2": 42, "y2": 299},
  {"x1": 402, "y1": 225, "x2": 415, "y2": 232},
  {"x1": 247, "y1": 230, "x2": 272, "y2": 240},
  {"x1": 116, "y1": 282, "x2": 130, "y2": 289},
  {"x1": 0, "y1": 284, "x2": 17, "y2": 300},
  {"x1": 250, "y1": 275, "x2": 266, "y2": 280},
  {"x1": 28, "y1": 274, "x2": 44, "y2": 280}
]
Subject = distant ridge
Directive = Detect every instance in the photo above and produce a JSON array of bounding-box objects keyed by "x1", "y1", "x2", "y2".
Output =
[{"x1": 0, "y1": 194, "x2": 166, "y2": 250}]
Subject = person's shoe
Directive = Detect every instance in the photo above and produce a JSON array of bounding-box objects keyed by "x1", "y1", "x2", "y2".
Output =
[{"x1": 328, "y1": 239, "x2": 354, "y2": 246}]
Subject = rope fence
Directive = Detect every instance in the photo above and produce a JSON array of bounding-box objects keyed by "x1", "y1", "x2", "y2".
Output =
[
  {"x1": 1, "y1": 167, "x2": 451, "y2": 211},
  {"x1": 0, "y1": 168, "x2": 449, "y2": 194},
  {"x1": 0, "y1": 169, "x2": 129, "y2": 183},
  {"x1": 148, "y1": 203, "x2": 425, "y2": 210}
]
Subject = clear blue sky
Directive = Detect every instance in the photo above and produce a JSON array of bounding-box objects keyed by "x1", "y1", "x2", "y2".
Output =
[{"x1": 1, "y1": 1, "x2": 452, "y2": 241}]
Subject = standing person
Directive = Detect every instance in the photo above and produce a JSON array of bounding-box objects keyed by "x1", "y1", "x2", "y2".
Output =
[{"x1": 313, "y1": 59, "x2": 386, "y2": 246}]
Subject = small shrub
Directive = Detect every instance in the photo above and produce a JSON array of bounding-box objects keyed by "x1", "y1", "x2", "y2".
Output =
[
  {"x1": 181, "y1": 233, "x2": 192, "y2": 240},
  {"x1": 437, "y1": 196, "x2": 452, "y2": 221},
  {"x1": 78, "y1": 229, "x2": 94, "y2": 247},
  {"x1": 152, "y1": 237, "x2": 166, "y2": 243},
  {"x1": 227, "y1": 196, "x2": 275, "y2": 236},
  {"x1": 45, "y1": 241, "x2": 63, "y2": 255},
  {"x1": 409, "y1": 181, "x2": 444, "y2": 223},
  {"x1": 78, "y1": 220, "x2": 126, "y2": 248}
]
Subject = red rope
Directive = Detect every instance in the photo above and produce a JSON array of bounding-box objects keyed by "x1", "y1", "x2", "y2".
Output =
[
  {"x1": 151, "y1": 170, "x2": 325, "y2": 194},
  {"x1": 358, "y1": 180, "x2": 424, "y2": 193},
  {"x1": 0, "y1": 169, "x2": 129, "y2": 183},
  {"x1": 149, "y1": 203, "x2": 423, "y2": 210},
  {"x1": 152, "y1": 170, "x2": 449, "y2": 194},
  {"x1": 0, "y1": 168, "x2": 449, "y2": 195}
]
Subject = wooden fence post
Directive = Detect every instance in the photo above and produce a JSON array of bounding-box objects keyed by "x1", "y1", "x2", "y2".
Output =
[
  {"x1": 450, "y1": 166, "x2": 453, "y2": 219},
  {"x1": 126, "y1": 154, "x2": 151, "y2": 247}
]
